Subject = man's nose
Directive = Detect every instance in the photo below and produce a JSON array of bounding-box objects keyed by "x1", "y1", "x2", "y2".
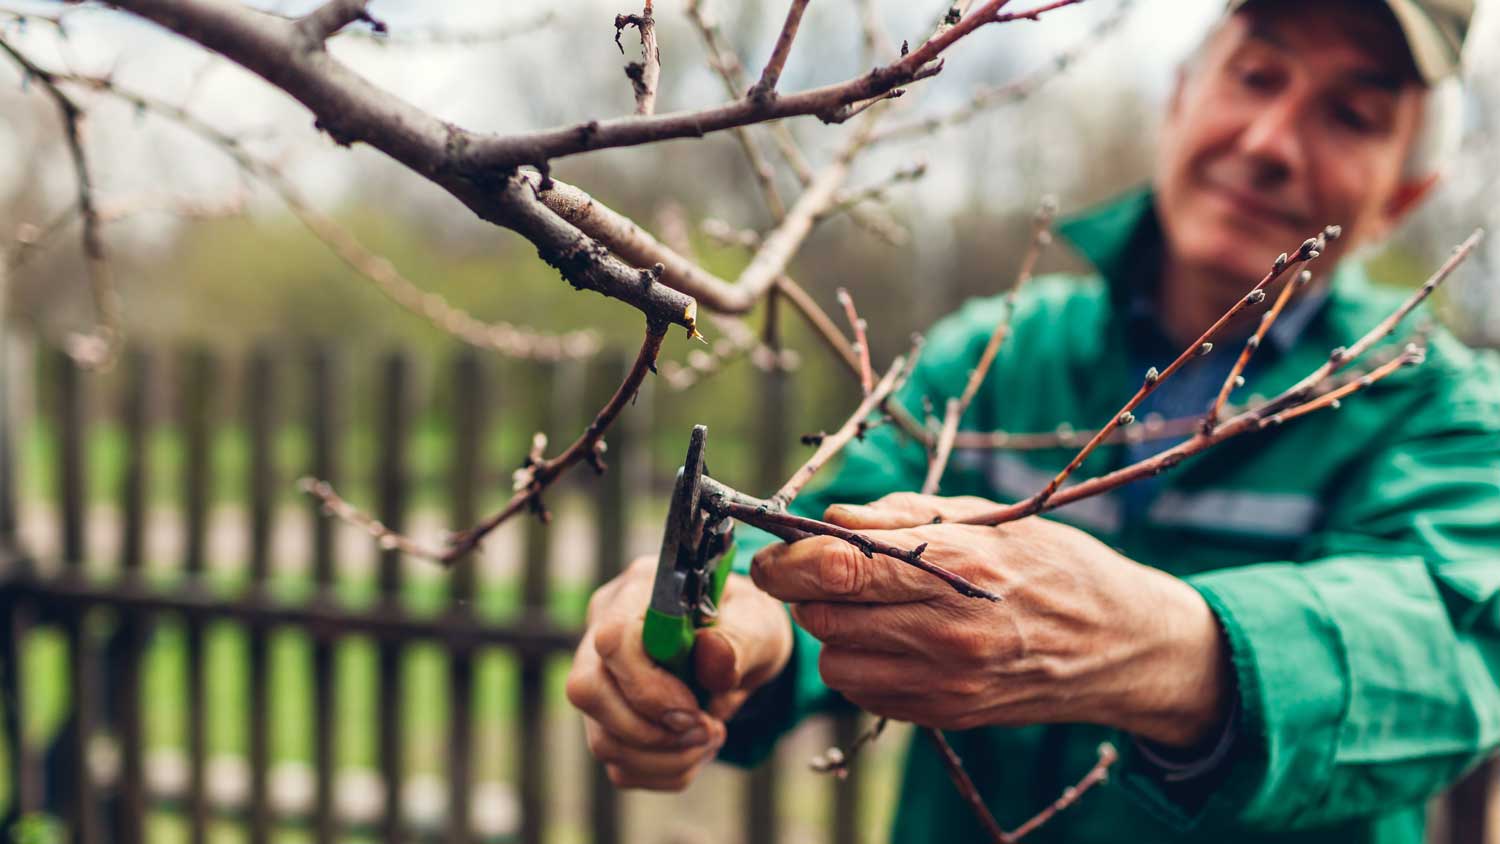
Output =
[{"x1": 1236, "y1": 95, "x2": 1307, "y2": 185}]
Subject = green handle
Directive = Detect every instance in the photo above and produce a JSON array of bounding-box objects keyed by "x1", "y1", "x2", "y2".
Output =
[{"x1": 642, "y1": 545, "x2": 736, "y2": 702}]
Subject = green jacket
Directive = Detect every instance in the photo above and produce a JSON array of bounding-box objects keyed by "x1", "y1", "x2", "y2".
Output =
[{"x1": 722, "y1": 189, "x2": 1500, "y2": 843}]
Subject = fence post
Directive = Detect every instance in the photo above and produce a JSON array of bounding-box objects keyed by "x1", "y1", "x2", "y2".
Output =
[
  {"x1": 747, "y1": 314, "x2": 790, "y2": 844},
  {"x1": 447, "y1": 348, "x2": 484, "y2": 844},
  {"x1": 377, "y1": 351, "x2": 410, "y2": 844},
  {"x1": 0, "y1": 335, "x2": 40, "y2": 837},
  {"x1": 181, "y1": 346, "x2": 214, "y2": 844},
  {"x1": 114, "y1": 349, "x2": 150, "y2": 843},
  {"x1": 518, "y1": 360, "x2": 556, "y2": 844},
  {"x1": 246, "y1": 347, "x2": 275, "y2": 844},
  {"x1": 588, "y1": 351, "x2": 635, "y2": 844},
  {"x1": 308, "y1": 346, "x2": 340, "y2": 844},
  {"x1": 55, "y1": 349, "x2": 100, "y2": 844}
]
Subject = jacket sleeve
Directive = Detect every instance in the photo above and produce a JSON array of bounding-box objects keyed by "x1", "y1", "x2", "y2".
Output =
[
  {"x1": 717, "y1": 304, "x2": 993, "y2": 767},
  {"x1": 1119, "y1": 356, "x2": 1500, "y2": 831}
]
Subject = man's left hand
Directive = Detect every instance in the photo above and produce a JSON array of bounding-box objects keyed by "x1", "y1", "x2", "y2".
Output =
[{"x1": 750, "y1": 492, "x2": 1231, "y2": 748}]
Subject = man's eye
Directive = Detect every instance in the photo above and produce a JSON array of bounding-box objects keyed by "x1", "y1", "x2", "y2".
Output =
[
  {"x1": 1330, "y1": 103, "x2": 1376, "y2": 132},
  {"x1": 1234, "y1": 67, "x2": 1279, "y2": 92}
]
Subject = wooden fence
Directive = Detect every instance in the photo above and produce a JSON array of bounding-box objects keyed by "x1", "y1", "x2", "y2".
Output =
[
  {"x1": 0, "y1": 343, "x2": 872, "y2": 844},
  {"x1": 0, "y1": 340, "x2": 1493, "y2": 844}
]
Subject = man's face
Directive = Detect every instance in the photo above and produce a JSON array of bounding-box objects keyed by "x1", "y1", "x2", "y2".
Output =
[{"x1": 1155, "y1": 0, "x2": 1431, "y2": 291}]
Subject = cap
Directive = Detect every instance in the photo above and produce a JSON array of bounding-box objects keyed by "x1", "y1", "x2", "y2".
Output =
[{"x1": 1225, "y1": 0, "x2": 1474, "y2": 84}]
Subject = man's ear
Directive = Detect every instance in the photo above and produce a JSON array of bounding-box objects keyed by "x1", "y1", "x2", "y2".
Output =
[{"x1": 1373, "y1": 172, "x2": 1440, "y2": 238}]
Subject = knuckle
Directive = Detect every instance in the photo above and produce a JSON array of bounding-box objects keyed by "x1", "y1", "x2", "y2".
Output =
[
  {"x1": 794, "y1": 602, "x2": 838, "y2": 641},
  {"x1": 818, "y1": 546, "x2": 867, "y2": 597},
  {"x1": 585, "y1": 730, "x2": 618, "y2": 763},
  {"x1": 564, "y1": 670, "x2": 597, "y2": 710},
  {"x1": 817, "y1": 647, "x2": 851, "y2": 690},
  {"x1": 605, "y1": 764, "x2": 633, "y2": 788}
]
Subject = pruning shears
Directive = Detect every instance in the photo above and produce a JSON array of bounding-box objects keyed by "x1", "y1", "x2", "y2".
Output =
[{"x1": 643, "y1": 425, "x2": 737, "y2": 702}]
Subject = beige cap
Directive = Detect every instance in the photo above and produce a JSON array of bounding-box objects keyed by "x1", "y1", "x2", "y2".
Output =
[{"x1": 1225, "y1": 0, "x2": 1474, "y2": 84}]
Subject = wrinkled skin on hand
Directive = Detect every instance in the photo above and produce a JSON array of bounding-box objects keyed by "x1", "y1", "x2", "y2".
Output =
[
  {"x1": 751, "y1": 493, "x2": 1230, "y2": 747},
  {"x1": 566, "y1": 556, "x2": 793, "y2": 791}
]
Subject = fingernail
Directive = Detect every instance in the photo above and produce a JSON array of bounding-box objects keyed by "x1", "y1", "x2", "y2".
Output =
[
  {"x1": 677, "y1": 728, "x2": 708, "y2": 748},
  {"x1": 662, "y1": 710, "x2": 697, "y2": 732}
]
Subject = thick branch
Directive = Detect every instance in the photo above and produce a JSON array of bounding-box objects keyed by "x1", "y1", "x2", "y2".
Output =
[
  {"x1": 104, "y1": 0, "x2": 699, "y2": 335},
  {"x1": 459, "y1": 0, "x2": 1084, "y2": 169}
]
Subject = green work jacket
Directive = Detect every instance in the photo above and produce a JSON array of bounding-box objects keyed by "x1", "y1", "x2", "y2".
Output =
[{"x1": 722, "y1": 188, "x2": 1500, "y2": 843}]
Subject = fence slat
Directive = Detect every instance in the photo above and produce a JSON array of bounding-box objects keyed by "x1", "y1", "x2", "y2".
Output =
[
  {"x1": 55, "y1": 350, "x2": 99, "y2": 844},
  {"x1": 308, "y1": 347, "x2": 339, "y2": 844},
  {"x1": 114, "y1": 349, "x2": 150, "y2": 843},
  {"x1": 181, "y1": 347, "x2": 214, "y2": 844},
  {"x1": 519, "y1": 361, "x2": 556, "y2": 844},
  {"x1": 446, "y1": 350, "x2": 483, "y2": 844},
  {"x1": 747, "y1": 340, "x2": 791, "y2": 844},
  {"x1": 0, "y1": 337, "x2": 39, "y2": 835},
  {"x1": 246, "y1": 349, "x2": 275, "y2": 844},
  {"x1": 588, "y1": 353, "x2": 635, "y2": 844},
  {"x1": 377, "y1": 352, "x2": 409, "y2": 844}
]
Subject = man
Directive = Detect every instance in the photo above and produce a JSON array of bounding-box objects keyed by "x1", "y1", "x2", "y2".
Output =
[{"x1": 566, "y1": 0, "x2": 1500, "y2": 840}]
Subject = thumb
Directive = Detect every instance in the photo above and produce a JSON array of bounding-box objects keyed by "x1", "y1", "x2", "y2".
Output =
[
  {"x1": 823, "y1": 502, "x2": 916, "y2": 529},
  {"x1": 693, "y1": 585, "x2": 792, "y2": 695}
]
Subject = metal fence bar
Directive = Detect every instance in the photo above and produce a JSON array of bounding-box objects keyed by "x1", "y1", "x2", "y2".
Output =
[
  {"x1": 181, "y1": 347, "x2": 214, "y2": 844},
  {"x1": 114, "y1": 349, "x2": 150, "y2": 844},
  {"x1": 246, "y1": 349, "x2": 275, "y2": 844},
  {"x1": 519, "y1": 361, "x2": 556, "y2": 844},
  {"x1": 589, "y1": 353, "x2": 630, "y2": 844},
  {"x1": 377, "y1": 352, "x2": 409, "y2": 844},
  {"x1": 446, "y1": 349, "x2": 482, "y2": 844},
  {"x1": 308, "y1": 346, "x2": 339, "y2": 844}
]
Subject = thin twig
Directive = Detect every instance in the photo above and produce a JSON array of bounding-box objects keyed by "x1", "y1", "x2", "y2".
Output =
[
  {"x1": 924, "y1": 729, "x2": 1009, "y2": 842},
  {"x1": 1002, "y1": 743, "x2": 1118, "y2": 842},
  {"x1": 61, "y1": 73, "x2": 600, "y2": 361},
  {"x1": 923, "y1": 199, "x2": 1055, "y2": 493},
  {"x1": 1022, "y1": 227, "x2": 1339, "y2": 512},
  {"x1": 442, "y1": 325, "x2": 669, "y2": 561},
  {"x1": 771, "y1": 344, "x2": 919, "y2": 508},
  {"x1": 302, "y1": 325, "x2": 668, "y2": 563},
  {"x1": 749, "y1": 0, "x2": 813, "y2": 99},
  {"x1": 616, "y1": 1, "x2": 660, "y2": 116},
  {"x1": 0, "y1": 35, "x2": 119, "y2": 368},
  {"x1": 1203, "y1": 267, "x2": 1311, "y2": 430},
  {"x1": 837, "y1": 288, "x2": 874, "y2": 394}
]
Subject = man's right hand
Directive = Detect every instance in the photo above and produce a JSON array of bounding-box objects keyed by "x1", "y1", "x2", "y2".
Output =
[{"x1": 565, "y1": 555, "x2": 793, "y2": 791}]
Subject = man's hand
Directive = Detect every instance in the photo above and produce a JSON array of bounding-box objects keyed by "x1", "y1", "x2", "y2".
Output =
[
  {"x1": 565, "y1": 556, "x2": 793, "y2": 791},
  {"x1": 752, "y1": 493, "x2": 1230, "y2": 748}
]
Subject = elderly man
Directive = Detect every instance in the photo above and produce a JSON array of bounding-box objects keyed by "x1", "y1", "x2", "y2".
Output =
[{"x1": 567, "y1": 0, "x2": 1500, "y2": 840}]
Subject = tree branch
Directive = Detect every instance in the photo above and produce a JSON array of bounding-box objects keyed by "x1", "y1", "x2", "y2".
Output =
[
  {"x1": 298, "y1": 0, "x2": 380, "y2": 44},
  {"x1": 616, "y1": 2, "x2": 660, "y2": 116},
  {"x1": 749, "y1": 0, "x2": 813, "y2": 99},
  {"x1": 441, "y1": 324, "x2": 669, "y2": 561},
  {"x1": 103, "y1": 0, "x2": 701, "y2": 336},
  {"x1": 0, "y1": 34, "x2": 119, "y2": 368},
  {"x1": 770, "y1": 343, "x2": 919, "y2": 508}
]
